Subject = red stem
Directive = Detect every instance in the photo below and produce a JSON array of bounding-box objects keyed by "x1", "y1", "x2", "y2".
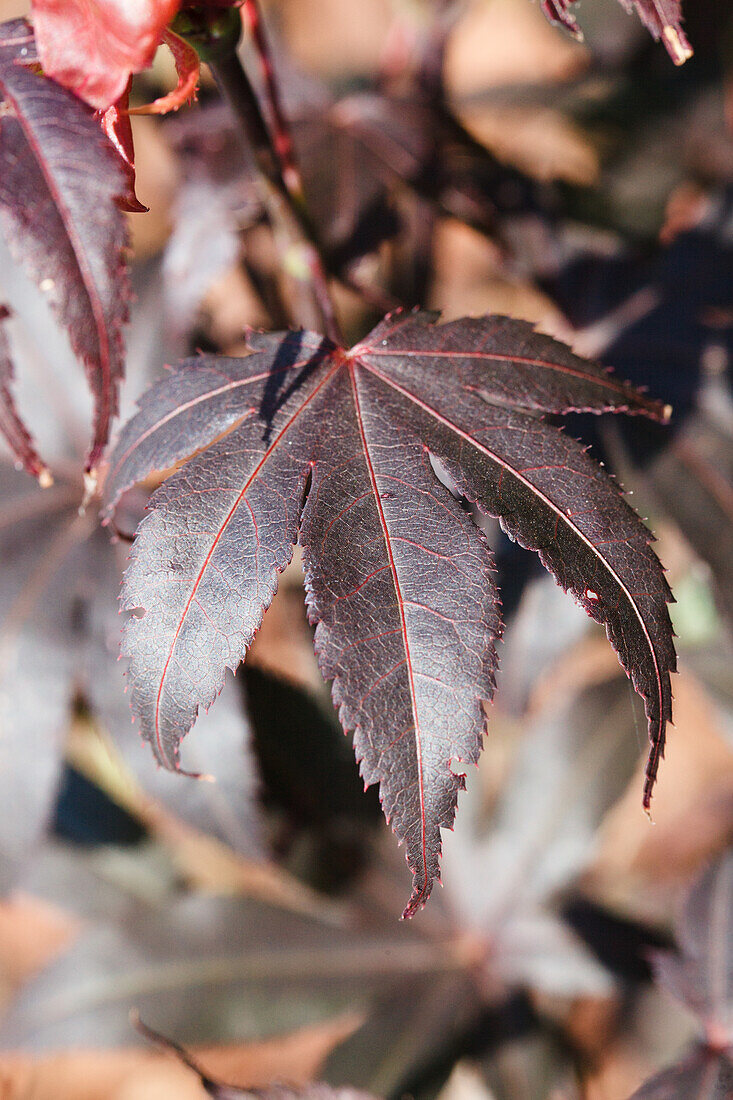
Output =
[
  {"x1": 210, "y1": 44, "x2": 343, "y2": 344},
  {"x1": 242, "y1": 0, "x2": 303, "y2": 204}
]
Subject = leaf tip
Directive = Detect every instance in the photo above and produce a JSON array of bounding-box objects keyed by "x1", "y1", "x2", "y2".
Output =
[
  {"x1": 81, "y1": 467, "x2": 99, "y2": 511},
  {"x1": 663, "y1": 25, "x2": 693, "y2": 66},
  {"x1": 401, "y1": 875, "x2": 433, "y2": 920},
  {"x1": 37, "y1": 466, "x2": 54, "y2": 488}
]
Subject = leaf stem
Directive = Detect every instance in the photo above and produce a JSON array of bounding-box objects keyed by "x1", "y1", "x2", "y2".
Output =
[
  {"x1": 208, "y1": 36, "x2": 343, "y2": 345},
  {"x1": 241, "y1": 0, "x2": 302, "y2": 204}
]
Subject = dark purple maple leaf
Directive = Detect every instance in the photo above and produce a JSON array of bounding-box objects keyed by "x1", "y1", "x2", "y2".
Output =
[
  {"x1": 0, "y1": 19, "x2": 130, "y2": 476},
  {"x1": 540, "y1": 0, "x2": 693, "y2": 64},
  {"x1": 105, "y1": 309, "x2": 676, "y2": 918}
]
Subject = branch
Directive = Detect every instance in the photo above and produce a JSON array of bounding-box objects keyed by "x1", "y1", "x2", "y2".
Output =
[
  {"x1": 241, "y1": 0, "x2": 303, "y2": 204},
  {"x1": 173, "y1": 5, "x2": 343, "y2": 344}
]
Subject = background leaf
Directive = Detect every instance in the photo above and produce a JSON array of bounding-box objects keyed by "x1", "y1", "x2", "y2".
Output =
[{"x1": 0, "y1": 19, "x2": 130, "y2": 474}]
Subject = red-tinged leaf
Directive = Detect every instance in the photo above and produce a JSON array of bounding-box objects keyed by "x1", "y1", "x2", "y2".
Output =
[
  {"x1": 0, "y1": 19, "x2": 131, "y2": 473},
  {"x1": 357, "y1": 315, "x2": 675, "y2": 812},
  {"x1": 540, "y1": 0, "x2": 693, "y2": 64},
  {"x1": 31, "y1": 0, "x2": 180, "y2": 110},
  {"x1": 128, "y1": 28, "x2": 200, "y2": 116},
  {"x1": 0, "y1": 306, "x2": 51, "y2": 485},
  {"x1": 100, "y1": 82, "x2": 148, "y2": 213},
  {"x1": 299, "y1": 368, "x2": 501, "y2": 917},
  {"x1": 107, "y1": 310, "x2": 675, "y2": 915},
  {"x1": 354, "y1": 312, "x2": 669, "y2": 419}
]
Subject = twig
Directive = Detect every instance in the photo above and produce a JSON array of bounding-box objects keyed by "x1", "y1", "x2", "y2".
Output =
[
  {"x1": 201, "y1": 13, "x2": 343, "y2": 344},
  {"x1": 241, "y1": 0, "x2": 303, "y2": 203}
]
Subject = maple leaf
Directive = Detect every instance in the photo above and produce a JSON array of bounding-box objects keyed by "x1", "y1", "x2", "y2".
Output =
[
  {"x1": 30, "y1": 0, "x2": 181, "y2": 111},
  {"x1": 31, "y1": 0, "x2": 242, "y2": 111},
  {"x1": 540, "y1": 0, "x2": 693, "y2": 65},
  {"x1": 0, "y1": 19, "x2": 131, "y2": 475},
  {"x1": 106, "y1": 309, "x2": 676, "y2": 918}
]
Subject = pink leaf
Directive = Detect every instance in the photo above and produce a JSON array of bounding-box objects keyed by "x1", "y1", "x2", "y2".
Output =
[
  {"x1": 31, "y1": 0, "x2": 180, "y2": 110},
  {"x1": 128, "y1": 28, "x2": 200, "y2": 116}
]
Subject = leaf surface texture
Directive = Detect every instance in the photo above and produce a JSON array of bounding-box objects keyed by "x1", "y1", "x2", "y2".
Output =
[{"x1": 109, "y1": 311, "x2": 676, "y2": 914}]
